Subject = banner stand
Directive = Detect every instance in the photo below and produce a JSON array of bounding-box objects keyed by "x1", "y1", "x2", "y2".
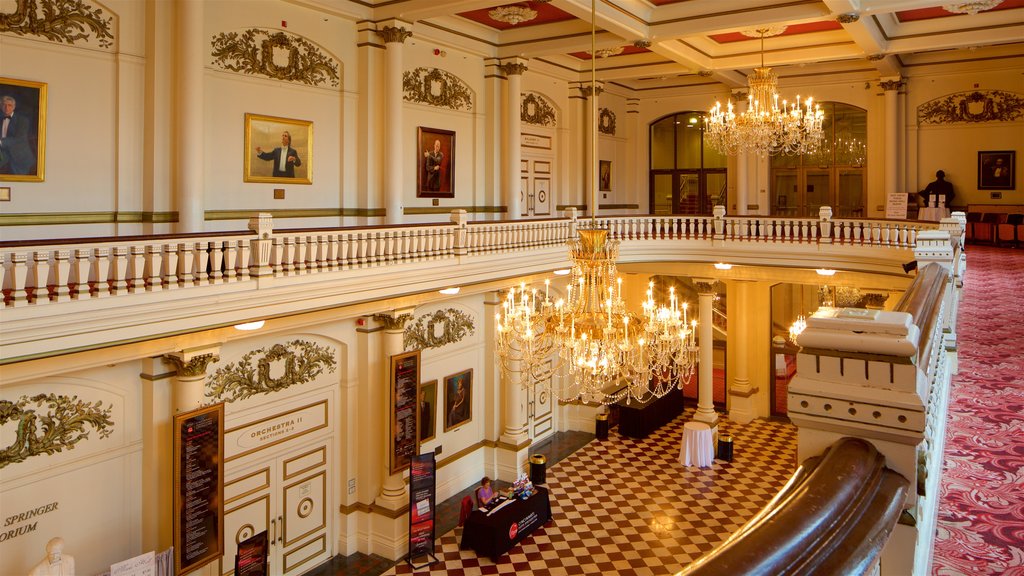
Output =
[{"x1": 407, "y1": 451, "x2": 439, "y2": 569}]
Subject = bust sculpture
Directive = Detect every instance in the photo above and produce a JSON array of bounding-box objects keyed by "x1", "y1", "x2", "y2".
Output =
[{"x1": 29, "y1": 537, "x2": 75, "y2": 576}]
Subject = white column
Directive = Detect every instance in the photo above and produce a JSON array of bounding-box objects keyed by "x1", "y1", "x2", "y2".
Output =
[
  {"x1": 500, "y1": 345, "x2": 528, "y2": 445},
  {"x1": 501, "y1": 60, "x2": 527, "y2": 219},
  {"x1": 583, "y1": 83, "x2": 602, "y2": 217},
  {"x1": 727, "y1": 281, "x2": 757, "y2": 423},
  {"x1": 381, "y1": 23, "x2": 412, "y2": 225},
  {"x1": 732, "y1": 91, "x2": 749, "y2": 215},
  {"x1": 626, "y1": 98, "x2": 639, "y2": 209},
  {"x1": 694, "y1": 279, "x2": 719, "y2": 427},
  {"x1": 164, "y1": 345, "x2": 221, "y2": 413},
  {"x1": 570, "y1": 89, "x2": 587, "y2": 210},
  {"x1": 176, "y1": 0, "x2": 204, "y2": 233},
  {"x1": 375, "y1": 312, "x2": 411, "y2": 509},
  {"x1": 881, "y1": 78, "x2": 903, "y2": 202}
]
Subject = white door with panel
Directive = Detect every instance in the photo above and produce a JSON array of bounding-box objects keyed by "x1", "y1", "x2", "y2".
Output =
[{"x1": 527, "y1": 360, "x2": 555, "y2": 442}]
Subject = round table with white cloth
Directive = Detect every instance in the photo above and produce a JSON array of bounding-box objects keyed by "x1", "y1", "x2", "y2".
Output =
[{"x1": 679, "y1": 421, "x2": 714, "y2": 468}]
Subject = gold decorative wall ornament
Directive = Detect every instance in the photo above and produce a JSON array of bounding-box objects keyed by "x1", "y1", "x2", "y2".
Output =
[
  {"x1": 379, "y1": 25, "x2": 412, "y2": 44},
  {"x1": 403, "y1": 68, "x2": 474, "y2": 111},
  {"x1": 210, "y1": 29, "x2": 340, "y2": 88},
  {"x1": 206, "y1": 340, "x2": 337, "y2": 403},
  {"x1": 404, "y1": 308, "x2": 476, "y2": 350},
  {"x1": 0, "y1": 393, "x2": 114, "y2": 469},
  {"x1": 918, "y1": 90, "x2": 1024, "y2": 124},
  {"x1": 499, "y1": 62, "x2": 528, "y2": 76},
  {"x1": 165, "y1": 352, "x2": 220, "y2": 378},
  {"x1": 0, "y1": 0, "x2": 113, "y2": 48},
  {"x1": 521, "y1": 92, "x2": 556, "y2": 127},
  {"x1": 374, "y1": 312, "x2": 412, "y2": 331},
  {"x1": 598, "y1": 108, "x2": 616, "y2": 135}
]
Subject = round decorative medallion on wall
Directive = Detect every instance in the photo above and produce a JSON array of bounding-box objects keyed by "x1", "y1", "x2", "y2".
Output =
[
  {"x1": 298, "y1": 497, "x2": 315, "y2": 519},
  {"x1": 236, "y1": 523, "x2": 255, "y2": 544}
]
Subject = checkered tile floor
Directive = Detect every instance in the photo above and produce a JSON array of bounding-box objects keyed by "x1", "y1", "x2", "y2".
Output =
[{"x1": 386, "y1": 409, "x2": 797, "y2": 575}]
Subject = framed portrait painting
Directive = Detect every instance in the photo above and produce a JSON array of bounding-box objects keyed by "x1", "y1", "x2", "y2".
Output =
[
  {"x1": 0, "y1": 77, "x2": 46, "y2": 182},
  {"x1": 978, "y1": 150, "x2": 1015, "y2": 190},
  {"x1": 244, "y1": 113, "x2": 312, "y2": 185},
  {"x1": 417, "y1": 127, "x2": 455, "y2": 198},
  {"x1": 418, "y1": 379, "x2": 437, "y2": 443},
  {"x1": 599, "y1": 160, "x2": 611, "y2": 192},
  {"x1": 443, "y1": 369, "x2": 472, "y2": 432}
]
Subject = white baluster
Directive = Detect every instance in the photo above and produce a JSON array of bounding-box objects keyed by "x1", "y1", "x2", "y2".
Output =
[
  {"x1": 9, "y1": 252, "x2": 29, "y2": 306},
  {"x1": 53, "y1": 249, "x2": 71, "y2": 302},
  {"x1": 237, "y1": 240, "x2": 251, "y2": 280},
  {"x1": 146, "y1": 245, "x2": 163, "y2": 291},
  {"x1": 94, "y1": 248, "x2": 112, "y2": 296},
  {"x1": 71, "y1": 248, "x2": 90, "y2": 299},
  {"x1": 223, "y1": 241, "x2": 237, "y2": 282},
  {"x1": 32, "y1": 251, "x2": 51, "y2": 304},
  {"x1": 295, "y1": 236, "x2": 308, "y2": 274},
  {"x1": 176, "y1": 243, "x2": 194, "y2": 287},
  {"x1": 110, "y1": 246, "x2": 128, "y2": 295},
  {"x1": 128, "y1": 245, "x2": 146, "y2": 292},
  {"x1": 193, "y1": 241, "x2": 209, "y2": 284},
  {"x1": 162, "y1": 245, "x2": 178, "y2": 289}
]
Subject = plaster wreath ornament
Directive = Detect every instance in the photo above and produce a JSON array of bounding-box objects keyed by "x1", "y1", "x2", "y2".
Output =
[
  {"x1": 942, "y1": 1, "x2": 1001, "y2": 14},
  {"x1": 488, "y1": 4, "x2": 538, "y2": 26}
]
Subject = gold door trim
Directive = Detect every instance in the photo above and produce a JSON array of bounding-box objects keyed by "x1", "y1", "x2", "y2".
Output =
[
  {"x1": 225, "y1": 467, "x2": 271, "y2": 505},
  {"x1": 283, "y1": 470, "x2": 327, "y2": 547},
  {"x1": 283, "y1": 446, "x2": 327, "y2": 480},
  {"x1": 283, "y1": 534, "x2": 326, "y2": 573}
]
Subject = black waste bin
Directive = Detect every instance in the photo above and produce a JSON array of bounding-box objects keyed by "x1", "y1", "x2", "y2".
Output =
[
  {"x1": 595, "y1": 413, "x2": 609, "y2": 440},
  {"x1": 717, "y1": 434, "x2": 734, "y2": 462},
  {"x1": 529, "y1": 454, "x2": 547, "y2": 485}
]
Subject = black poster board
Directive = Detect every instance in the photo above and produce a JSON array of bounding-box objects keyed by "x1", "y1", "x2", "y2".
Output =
[
  {"x1": 390, "y1": 351, "x2": 420, "y2": 475},
  {"x1": 235, "y1": 530, "x2": 269, "y2": 576},
  {"x1": 408, "y1": 452, "x2": 438, "y2": 568},
  {"x1": 173, "y1": 403, "x2": 225, "y2": 576}
]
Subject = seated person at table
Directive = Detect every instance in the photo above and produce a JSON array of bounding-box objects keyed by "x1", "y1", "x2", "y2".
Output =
[{"x1": 475, "y1": 476, "x2": 495, "y2": 508}]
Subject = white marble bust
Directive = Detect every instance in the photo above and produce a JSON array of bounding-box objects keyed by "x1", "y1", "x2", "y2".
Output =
[{"x1": 28, "y1": 537, "x2": 75, "y2": 576}]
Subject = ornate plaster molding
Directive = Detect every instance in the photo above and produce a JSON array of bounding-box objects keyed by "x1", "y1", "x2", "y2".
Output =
[
  {"x1": 165, "y1": 352, "x2": 220, "y2": 378},
  {"x1": 836, "y1": 12, "x2": 860, "y2": 24},
  {"x1": 918, "y1": 90, "x2": 1024, "y2": 124},
  {"x1": 211, "y1": 29, "x2": 340, "y2": 88},
  {"x1": 0, "y1": 393, "x2": 114, "y2": 469},
  {"x1": 0, "y1": 0, "x2": 114, "y2": 48},
  {"x1": 521, "y1": 92, "x2": 556, "y2": 126},
  {"x1": 206, "y1": 340, "x2": 337, "y2": 403},
  {"x1": 879, "y1": 79, "x2": 904, "y2": 91},
  {"x1": 694, "y1": 280, "x2": 719, "y2": 294},
  {"x1": 598, "y1": 108, "x2": 616, "y2": 135},
  {"x1": 404, "y1": 308, "x2": 476, "y2": 350},
  {"x1": 379, "y1": 25, "x2": 412, "y2": 44},
  {"x1": 866, "y1": 53, "x2": 886, "y2": 61},
  {"x1": 403, "y1": 67, "x2": 474, "y2": 111},
  {"x1": 374, "y1": 312, "x2": 413, "y2": 330},
  {"x1": 499, "y1": 61, "x2": 529, "y2": 76},
  {"x1": 697, "y1": 70, "x2": 714, "y2": 78},
  {"x1": 580, "y1": 85, "x2": 603, "y2": 98},
  {"x1": 633, "y1": 39, "x2": 652, "y2": 49}
]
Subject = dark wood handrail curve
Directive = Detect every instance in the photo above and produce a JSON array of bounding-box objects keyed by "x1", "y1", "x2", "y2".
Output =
[
  {"x1": 677, "y1": 437, "x2": 909, "y2": 576},
  {"x1": 894, "y1": 262, "x2": 949, "y2": 366}
]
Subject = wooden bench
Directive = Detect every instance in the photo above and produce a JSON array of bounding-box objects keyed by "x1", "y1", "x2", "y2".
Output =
[{"x1": 966, "y1": 204, "x2": 1024, "y2": 246}]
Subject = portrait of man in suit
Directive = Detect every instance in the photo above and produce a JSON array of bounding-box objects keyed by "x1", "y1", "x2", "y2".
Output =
[
  {"x1": 0, "y1": 78, "x2": 46, "y2": 182},
  {"x1": 417, "y1": 126, "x2": 455, "y2": 198},
  {"x1": 256, "y1": 131, "x2": 302, "y2": 178},
  {"x1": 244, "y1": 113, "x2": 312, "y2": 184}
]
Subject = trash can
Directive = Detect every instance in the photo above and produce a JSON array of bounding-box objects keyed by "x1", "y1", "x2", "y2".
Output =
[
  {"x1": 595, "y1": 412, "x2": 609, "y2": 440},
  {"x1": 529, "y1": 454, "x2": 547, "y2": 485},
  {"x1": 717, "y1": 434, "x2": 734, "y2": 462}
]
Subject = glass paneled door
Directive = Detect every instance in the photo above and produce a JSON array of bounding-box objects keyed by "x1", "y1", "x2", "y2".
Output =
[{"x1": 648, "y1": 171, "x2": 725, "y2": 216}]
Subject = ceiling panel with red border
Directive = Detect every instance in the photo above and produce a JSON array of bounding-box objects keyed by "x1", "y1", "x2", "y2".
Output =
[
  {"x1": 895, "y1": 0, "x2": 1024, "y2": 22},
  {"x1": 708, "y1": 21, "x2": 844, "y2": 44},
  {"x1": 456, "y1": 1, "x2": 577, "y2": 30}
]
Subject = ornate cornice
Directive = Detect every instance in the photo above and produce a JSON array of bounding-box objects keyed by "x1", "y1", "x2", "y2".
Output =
[
  {"x1": 0, "y1": 393, "x2": 114, "y2": 469},
  {"x1": 211, "y1": 29, "x2": 340, "y2": 88},
  {"x1": 633, "y1": 39, "x2": 652, "y2": 49},
  {"x1": 165, "y1": 353, "x2": 220, "y2": 377},
  {"x1": 598, "y1": 108, "x2": 616, "y2": 135},
  {"x1": 694, "y1": 280, "x2": 719, "y2": 294},
  {"x1": 0, "y1": 0, "x2": 114, "y2": 48},
  {"x1": 580, "y1": 85, "x2": 603, "y2": 98},
  {"x1": 206, "y1": 340, "x2": 337, "y2": 403},
  {"x1": 404, "y1": 308, "x2": 476, "y2": 351},
  {"x1": 879, "y1": 79, "x2": 904, "y2": 91},
  {"x1": 374, "y1": 312, "x2": 413, "y2": 330},
  {"x1": 379, "y1": 25, "x2": 412, "y2": 44},
  {"x1": 521, "y1": 92, "x2": 556, "y2": 126},
  {"x1": 403, "y1": 67, "x2": 474, "y2": 111},
  {"x1": 918, "y1": 90, "x2": 1024, "y2": 124},
  {"x1": 499, "y1": 62, "x2": 528, "y2": 76},
  {"x1": 836, "y1": 12, "x2": 860, "y2": 24}
]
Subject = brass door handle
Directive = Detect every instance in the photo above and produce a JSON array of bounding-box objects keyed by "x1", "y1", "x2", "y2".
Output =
[
  {"x1": 270, "y1": 518, "x2": 276, "y2": 546},
  {"x1": 278, "y1": 515, "x2": 284, "y2": 544}
]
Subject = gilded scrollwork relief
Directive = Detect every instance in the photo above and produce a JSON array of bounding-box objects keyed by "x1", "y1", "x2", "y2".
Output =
[
  {"x1": 210, "y1": 29, "x2": 340, "y2": 88},
  {"x1": 0, "y1": 0, "x2": 114, "y2": 48},
  {"x1": 918, "y1": 90, "x2": 1024, "y2": 124},
  {"x1": 403, "y1": 68, "x2": 473, "y2": 111},
  {"x1": 598, "y1": 108, "x2": 616, "y2": 135},
  {"x1": 521, "y1": 92, "x2": 556, "y2": 127},
  {"x1": 206, "y1": 340, "x2": 337, "y2": 403},
  {"x1": 404, "y1": 308, "x2": 476, "y2": 351},
  {"x1": 0, "y1": 393, "x2": 114, "y2": 469}
]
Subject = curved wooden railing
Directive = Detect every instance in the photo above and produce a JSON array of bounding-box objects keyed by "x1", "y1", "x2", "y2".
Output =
[{"x1": 677, "y1": 437, "x2": 909, "y2": 576}]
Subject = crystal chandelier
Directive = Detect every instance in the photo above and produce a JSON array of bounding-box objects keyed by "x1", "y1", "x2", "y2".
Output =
[
  {"x1": 704, "y1": 27, "x2": 825, "y2": 157},
  {"x1": 788, "y1": 315, "x2": 806, "y2": 342},
  {"x1": 495, "y1": 0, "x2": 698, "y2": 405},
  {"x1": 488, "y1": 4, "x2": 538, "y2": 26},
  {"x1": 942, "y1": 1, "x2": 1001, "y2": 15}
]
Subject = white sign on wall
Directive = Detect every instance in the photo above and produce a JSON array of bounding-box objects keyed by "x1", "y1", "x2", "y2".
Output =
[{"x1": 886, "y1": 192, "x2": 908, "y2": 220}]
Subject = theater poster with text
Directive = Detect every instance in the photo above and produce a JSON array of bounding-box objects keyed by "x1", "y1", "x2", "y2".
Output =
[{"x1": 409, "y1": 452, "x2": 437, "y2": 562}]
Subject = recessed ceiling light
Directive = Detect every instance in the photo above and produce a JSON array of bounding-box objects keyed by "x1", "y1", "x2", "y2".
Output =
[
  {"x1": 439, "y1": 287, "x2": 461, "y2": 295},
  {"x1": 234, "y1": 320, "x2": 265, "y2": 331},
  {"x1": 553, "y1": 269, "x2": 571, "y2": 276},
  {"x1": 816, "y1": 268, "x2": 837, "y2": 276},
  {"x1": 713, "y1": 262, "x2": 732, "y2": 270}
]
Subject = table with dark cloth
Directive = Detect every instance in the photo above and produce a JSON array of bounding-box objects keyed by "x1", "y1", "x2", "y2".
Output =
[
  {"x1": 616, "y1": 386, "x2": 684, "y2": 439},
  {"x1": 459, "y1": 486, "x2": 551, "y2": 561}
]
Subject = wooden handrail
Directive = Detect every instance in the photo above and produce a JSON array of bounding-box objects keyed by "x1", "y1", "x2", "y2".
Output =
[{"x1": 894, "y1": 262, "x2": 948, "y2": 366}]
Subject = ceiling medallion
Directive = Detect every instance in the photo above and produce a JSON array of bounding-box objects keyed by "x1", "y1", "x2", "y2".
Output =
[
  {"x1": 942, "y1": 1, "x2": 1001, "y2": 14},
  {"x1": 740, "y1": 25, "x2": 787, "y2": 39},
  {"x1": 488, "y1": 4, "x2": 538, "y2": 26}
]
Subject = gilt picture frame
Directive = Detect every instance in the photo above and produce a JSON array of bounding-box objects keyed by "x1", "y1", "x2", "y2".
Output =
[
  {"x1": 443, "y1": 369, "x2": 472, "y2": 432},
  {"x1": 417, "y1": 126, "x2": 455, "y2": 198},
  {"x1": 0, "y1": 77, "x2": 46, "y2": 182},
  {"x1": 244, "y1": 113, "x2": 312, "y2": 185},
  {"x1": 978, "y1": 150, "x2": 1015, "y2": 191}
]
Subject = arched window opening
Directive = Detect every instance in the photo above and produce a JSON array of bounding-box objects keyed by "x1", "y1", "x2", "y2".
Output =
[{"x1": 649, "y1": 112, "x2": 727, "y2": 215}]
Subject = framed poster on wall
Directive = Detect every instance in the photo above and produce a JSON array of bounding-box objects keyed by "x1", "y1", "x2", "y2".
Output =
[
  {"x1": 391, "y1": 350, "x2": 421, "y2": 474},
  {"x1": 173, "y1": 403, "x2": 224, "y2": 576}
]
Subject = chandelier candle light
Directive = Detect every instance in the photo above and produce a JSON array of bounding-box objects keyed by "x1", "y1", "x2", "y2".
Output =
[
  {"x1": 704, "y1": 27, "x2": 825, "y2": 157},
  {"x1": 495, "y1": 0, "x2": 698, "y2": 405}
]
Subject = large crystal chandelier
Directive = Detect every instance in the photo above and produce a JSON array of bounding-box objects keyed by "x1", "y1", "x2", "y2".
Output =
[
  {"x1": 495, "y1": 0, "x2": 698, "y2": 405},
  {"x1": 704, "y1": 27, "x2": 825, "y2": 157}
]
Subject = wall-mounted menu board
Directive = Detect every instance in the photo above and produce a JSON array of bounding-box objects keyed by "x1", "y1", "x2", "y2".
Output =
[
  {"x1": 390, "y1": 350, "x2": 421, "y2": 475},
  {"x1": 173, "y1": 403, "x2": 224, "y2": 576}
]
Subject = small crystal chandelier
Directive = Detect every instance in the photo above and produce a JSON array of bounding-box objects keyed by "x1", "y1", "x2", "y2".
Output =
[
  {"x1": 704, "y1": 27, "x2": 825, "y2": 157},
  {"x1": 495, "y1": 0, "x2": 698, "y2": 405},
  {"x1": 788, "y1": 315, "x2": 806, "y2": 342},
  {"x1": 942, "y1": 1, "x2": 1001, "y2": 15},
  {"x1": 488, "y1": 4, "x2": 538, "y2": 26}
]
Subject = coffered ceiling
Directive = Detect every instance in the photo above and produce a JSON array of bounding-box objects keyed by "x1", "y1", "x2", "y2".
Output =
[{"x1": 306, "y1": 0, "x2": 1024, "y2": 90}]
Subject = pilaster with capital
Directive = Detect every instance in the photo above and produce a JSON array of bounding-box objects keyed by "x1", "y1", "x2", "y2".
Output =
[
  {"x1": 502, "y1": 59, "x2": 528, "y2": 219},
  {"x1": 693, "y1": 279, "x2": 719, "y2": 428},
  {"x1": 164, "y1": 345, "x2": 221, "y2": 412},
  {"x1": 727, "y1": 281, "x2": 758, "y2": 424},
  {"x1": 176, "y1": 0, "x2": 204, "y2": 232},
  {"x1": 380, "y1": 22, "x2": 412, "y2": 225},
  {"x1": 731, "y1": 92, "x2": 751, "y2": 215},
  {"x1": 582, "y1": 82, "x2": 603, "y2": 215},
  {"x1": 881, "y1": 77, "x2": 904, "y2": 202},
  {"x1": 373, "y1": 311, "x2": 413, "y2": 510}
]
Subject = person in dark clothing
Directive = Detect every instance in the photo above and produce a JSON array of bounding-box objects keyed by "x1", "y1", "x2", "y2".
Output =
[{"x1": 920, "y1": 170, "x2": 954, "y2": 207}]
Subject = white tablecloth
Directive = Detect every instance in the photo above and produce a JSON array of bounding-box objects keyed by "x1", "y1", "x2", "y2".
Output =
[
  {"x1": 679, "y1": 421, "x2": 714, "y2": 468},
  {"x1": 919, "y1": 207, "x2": 950, "y2": 222}
]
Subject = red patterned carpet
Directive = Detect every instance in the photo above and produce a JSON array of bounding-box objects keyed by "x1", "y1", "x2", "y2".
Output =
[{"x1": 933, "y1": 246, "x2": 1024, "y2": 575}]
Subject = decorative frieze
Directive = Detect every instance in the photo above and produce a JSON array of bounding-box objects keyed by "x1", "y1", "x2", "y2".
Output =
[
  {"x1": 379, "y1": 25, "x2": 412, "y2": 44},
  {"x1": 580, "y1": 85, "x2": 603, "y2": 98},
  {"x1": 0, "y1": 0, "x2": 114, "y2": 48},
  {"x1": 598, "y1": 108, "x2": 616, "y2": 135},
  {"x1": 521, "y1": 92, "x2": 556, "y2": 127},
  {"x1": 374, "y1": 312, "x2": 413, "y2": 331},
  {"x1": 165, "y1": 352, "x2": 220, "y2": 378},
  {"x1": 210, "y1": 29, "x2": 340, "y2": 88},
  {"x1": 0, "y1": 393, "x2": 114, "y2": 469},
  {"x1": 403, "y1": 67, "x2": 474, "y2": 111},
  {"x1": 404, "y1": 308, "x2": 476, "y2": 350},
  {"x1": 879, "y1": 79, "x2": 904, "y2": 92},
  {"x1": 499, "y1": 62, "x2": 528, "y2": 76},
  {"x1": 918, "y1": 90, "x2": 1024, "y2": 124},
  {"x1": 206, "y1": 340, "x2": 337, "y2": 403}
]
